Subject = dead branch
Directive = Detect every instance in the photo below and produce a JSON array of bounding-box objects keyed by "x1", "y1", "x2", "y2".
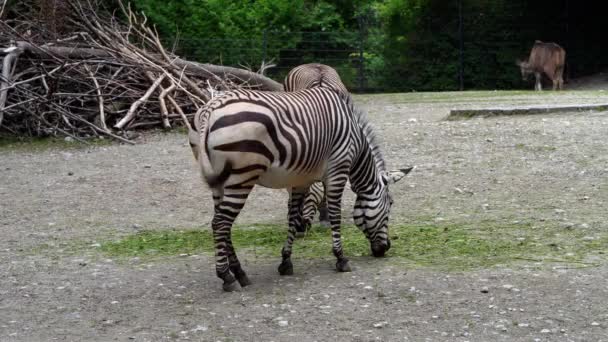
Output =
[
  {"x1": 0, "y1": 0, "x2": 281, "y2": 142},
  {"x1": 0, "y1": 45, "x2": 23, "y2": 127},
  {"x1": 158, "y1": 83, "x2": 176, "y2": 129},
  {"x1": 115, "y1": 73, "x2": 166, "y2": 129},
  {"x1": 85, "y1": 64, "x2": 108, "y2": 132}
]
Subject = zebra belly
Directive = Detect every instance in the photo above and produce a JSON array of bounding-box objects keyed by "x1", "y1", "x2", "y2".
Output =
[{"x1": 257, "y1": 165, "x2": 325, "y2": 189}]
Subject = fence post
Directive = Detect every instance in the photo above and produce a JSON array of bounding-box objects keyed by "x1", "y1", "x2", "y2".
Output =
[
  {"x1": 458, "y1": 0, "x2": 464, "y2": 90},
  {"x1": 262, "y1": 29, "x2": 268, "y2": 63},
  {"x1": 358, "y1": 19, "x2": 365, "y2": 93}
]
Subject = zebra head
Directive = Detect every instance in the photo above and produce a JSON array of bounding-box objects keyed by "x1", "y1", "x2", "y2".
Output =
[{"x1": 353, "y1": 167, "x2": 413, "y2": 257}]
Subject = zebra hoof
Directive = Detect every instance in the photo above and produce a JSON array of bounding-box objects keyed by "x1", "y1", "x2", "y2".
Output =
[
  {"x1": 222, "y1": 279, "x2": 241, "y2": 292},
  {"x1": 278, "y1": 260, "x2": 294, "y2": 276},
  {"x1": 319, "y1": 220, "x2": 331, "y2": 228},
  {"x1": 237, "y1": 274, "x2": 252, "y2": 287},
  {"x1": 336, "y1": 259, "x2": 352, "y2": 272},
  {"x1": 295, "y1": 231, "x2": 306, "y2": 238}
]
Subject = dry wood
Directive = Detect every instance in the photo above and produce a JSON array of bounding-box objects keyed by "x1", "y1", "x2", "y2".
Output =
[
  {"x1": 114, "y1": 73, "x2": 166, "y2": 130},
  {"x1": 0, "y1": 0, "x2": 282, "y2": 142},
  {"x1": 0, "y1": 46, "x2": 23, "y2": 127},
  {"x1": 85, "y1": 65, "x2": 108, "y2": 132},
  {"x1": 158, "y1": 84, "x2": 176, "y2": 129}
]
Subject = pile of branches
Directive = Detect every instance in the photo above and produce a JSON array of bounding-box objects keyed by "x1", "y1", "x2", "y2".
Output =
[{"x1": 0, "y1": 0, "x2": 282, "y2": 143}]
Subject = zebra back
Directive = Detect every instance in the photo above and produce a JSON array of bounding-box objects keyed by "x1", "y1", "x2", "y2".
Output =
[{"x1": 284, "y1": 63, "x2": 385, "y2": 172}]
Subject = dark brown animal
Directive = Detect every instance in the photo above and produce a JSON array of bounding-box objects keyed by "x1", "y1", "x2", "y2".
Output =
[{"x1": 517, "y1": 41, "x2": 566, "y2": 91}]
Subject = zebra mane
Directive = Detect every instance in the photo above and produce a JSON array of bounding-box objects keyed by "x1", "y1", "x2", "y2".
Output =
[{"x1": 347, "y1": 97, "x2": 386, "y2": 172}]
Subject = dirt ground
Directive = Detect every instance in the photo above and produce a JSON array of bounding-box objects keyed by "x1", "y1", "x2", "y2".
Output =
[{"x1": 1, "y1": 90, "x2": 608, "y2": 341}]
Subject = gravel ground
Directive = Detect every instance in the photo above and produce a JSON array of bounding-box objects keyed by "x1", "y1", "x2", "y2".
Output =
[{"x1": 1, "y1": 90, "x2": 608, "y2": 341}]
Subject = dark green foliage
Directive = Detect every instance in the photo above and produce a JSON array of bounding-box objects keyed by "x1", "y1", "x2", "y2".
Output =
[{"x1": 127, "y1": 0, "x2": 608, "y2": 91}]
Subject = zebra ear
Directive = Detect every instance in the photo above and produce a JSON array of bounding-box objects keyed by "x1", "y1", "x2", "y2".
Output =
[{"x1": 384, "y1": 166, "x2": 414, "y2": 185}]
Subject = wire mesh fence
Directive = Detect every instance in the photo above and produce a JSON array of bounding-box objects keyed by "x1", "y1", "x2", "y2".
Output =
[
  {"x1": 175, "y1": 1, "x2": 608, "y2": 93},
  {"x1": 179, "y1": 30, "x2": 368, "y2": 93}
]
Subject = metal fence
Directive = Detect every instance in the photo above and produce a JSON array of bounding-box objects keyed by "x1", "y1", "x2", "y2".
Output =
[
  {"x1": 175, "y1": 1, "x2": 608, "y2": 93},
  {"x1": 179, "y1": 30, "x2": 368, "y2": 93}
]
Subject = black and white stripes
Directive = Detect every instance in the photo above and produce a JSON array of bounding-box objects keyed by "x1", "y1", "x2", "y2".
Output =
[
  {"x1": 190, "y1": 74, "x2": 411, "y2": 292},
  {"x1": 283, "y1": 63, "x2": 354, "y2": 230}
]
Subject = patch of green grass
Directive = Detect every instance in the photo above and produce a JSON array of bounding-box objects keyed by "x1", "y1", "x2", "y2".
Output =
[
  {"x1": 0, "y1": 135, "x2": 112, "y2": 151},
  {"x1": 514, "y1": 143, "x2": 557, "y2": 152},
  {"x1": 99, "y1": 221, "x2": 608, "y2": 270}
]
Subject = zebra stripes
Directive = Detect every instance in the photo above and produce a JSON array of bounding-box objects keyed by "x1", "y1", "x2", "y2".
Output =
[
  {"x1": 284, "y1": 64, "x2": 353, "y2": 231},
  {"x1": 190, "y1": 86, "x2": 411, "y2": 292}
]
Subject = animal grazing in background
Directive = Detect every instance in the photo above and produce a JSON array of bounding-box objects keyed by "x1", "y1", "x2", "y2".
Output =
[
  {"x1": 517, "y1": 40, "x2": 566, "y2": 91},
  {"x1": 189, "y1": 87, "x2": 411, "y2": 291},
  {"x1": 283, "y1": 63, "x2": 355, "y2": 232}
]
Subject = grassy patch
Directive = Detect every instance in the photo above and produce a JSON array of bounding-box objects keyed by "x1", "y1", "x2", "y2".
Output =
[
  {"x1": 0, "y1": 135, "x2": 112, "y2": 151},
  {"x1": 514, "y1": 143, "x2": 557, "y2": 152},
  {"x1": 99, "y1": 221, "x2": 608, "y2": 270}
]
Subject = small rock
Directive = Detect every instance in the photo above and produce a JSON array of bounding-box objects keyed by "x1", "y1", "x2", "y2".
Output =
[
  {"x1": 67, "y1": 171, "x2": 74, "y2": 176},
  {"x1": 277, "y1": 320, "x2": 288, "y2": 327},
  {"x1": 579, "y1": 223, "x2": 590, "y2": 229},
  {"x1": 454, "y1": 187, "x2": 464, "y2": 194},
  {"x1": 554, "y1": 209, "x2": 565, "y2": 214},
  {"x1": 408, "y1": 118, "x2": 417, "y2": 123},
  {"x1": 518, "y1": 323, "x2": 529, "y2": 328},
  {"x1": 373, "y1": 321, "x2": 388, "y2": 328},
  {"x1": 64, "y1": 136, "x2": 74, "y2": 143},
  {"x1": 143, "y1": 164, "x2": 152, "y2": 169},
  {"x1": 191, "y1": 325, "x2": 208, "y2": 332},
  {"x1": 480, "y1": 287, "x2": 489, "y2": 293},
  {"x1": 502, "y1": 284, "x2": 514, "y2": 290},
  {"x1": 132, "y1": 224, "x2": 142, "y2": 230},
  {"x1": 486, "y1": 138, "x2": 493, "y2": 142},
  {"x1": 562, "y1": 222, "x2": 575, "y2": 229},
  {"x1": 591, "y1": 322, "x2": 600, "y2": 326},
  {"x1": 541, "y1": 328, "x2": 551, "y2": 333}
]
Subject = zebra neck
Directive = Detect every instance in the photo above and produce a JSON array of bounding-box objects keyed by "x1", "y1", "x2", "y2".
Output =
[
  {"x1": 350, "y1": 104, "x2": 386, "y2": 173},
  {"x1": 350, "y1": 138, "x2": 382, "y2": 194}
]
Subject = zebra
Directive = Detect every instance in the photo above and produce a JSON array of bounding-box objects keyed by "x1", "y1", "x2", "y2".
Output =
[
  {"x1": 189, "y1": 87, "x2": 412, "y2": 292},
  {"x1": 283, "y1": 63, "x2": 354, "y2": 232}
]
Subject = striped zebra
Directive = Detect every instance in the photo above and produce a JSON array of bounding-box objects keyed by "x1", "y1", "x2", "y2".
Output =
[
  {"x1": 189, "y1": 87, "x2": 411, "y2": 291},
  {"x1": 283, "y1": 63, "x2": 352, "y2": 231}
]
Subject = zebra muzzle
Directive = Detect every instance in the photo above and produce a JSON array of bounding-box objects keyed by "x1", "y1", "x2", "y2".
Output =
[{"x1": 371, "y1": 239, "x2": 390, "y2": 258}]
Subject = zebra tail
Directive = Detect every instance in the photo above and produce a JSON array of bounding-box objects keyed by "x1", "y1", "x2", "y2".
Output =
[
  {"x1": 204, "y1": 160, "x2": 233, "y2": 188},
  {"x1": 197, "y1": 123, "x2": 232, "y2": 188}
]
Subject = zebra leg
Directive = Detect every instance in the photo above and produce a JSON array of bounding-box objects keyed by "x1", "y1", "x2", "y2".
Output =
[
  {"x1": 226, "y1": 235, "x2": 251, "y2": 287},
  {"x1": 291, "y1": 187, "x2": 309, "y2": 239},
  {"x1": 318, "y1": 189, "x2": 330, "y2": 228},
  {"x1": 279, "y1": 187, "x2": 308, "y2": 275},
  {"x1": 212, "y1": 187, "x2": 252, "y2": 292},
  {"x1": 325, "y1": 176, "x2": 351, "y2": 272},
  {"x1": 301, "y1": 182, "x2": 325, "y2": 231}
]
